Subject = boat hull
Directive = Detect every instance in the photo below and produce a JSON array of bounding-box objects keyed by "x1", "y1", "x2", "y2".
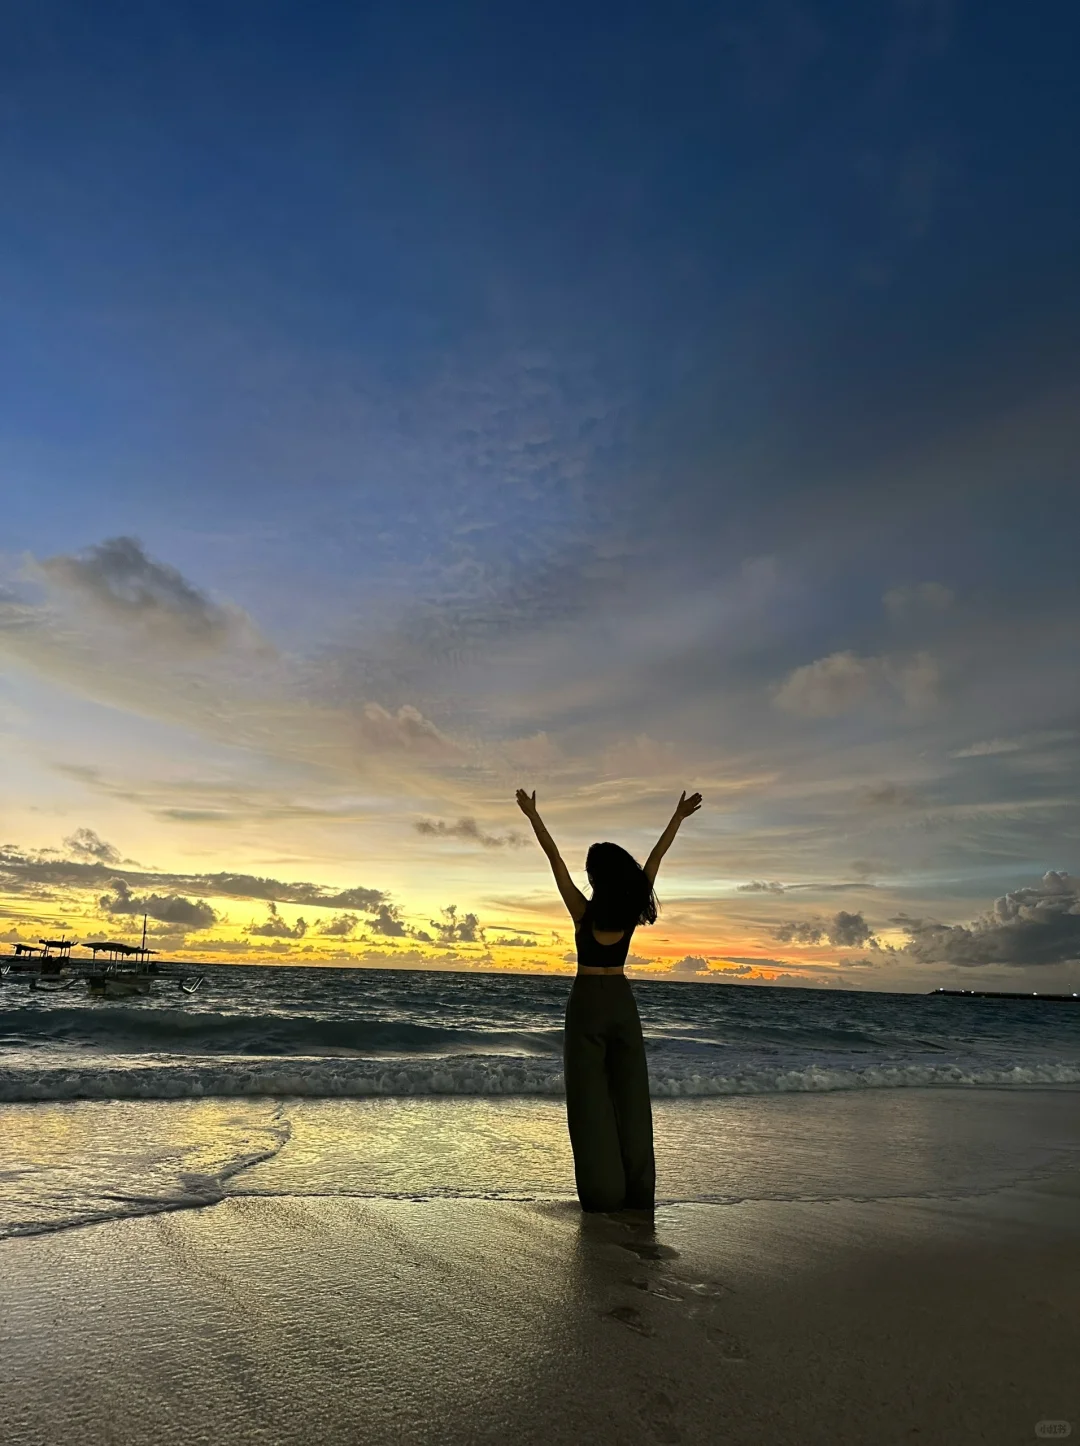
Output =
[{"x1": 86, "y1": 976, "x2": 153, "y2": 997}]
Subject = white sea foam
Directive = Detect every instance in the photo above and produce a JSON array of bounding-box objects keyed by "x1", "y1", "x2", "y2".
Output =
[{"x1": 2, "y1": 1051, "x2": 1079, "y2": 1102}]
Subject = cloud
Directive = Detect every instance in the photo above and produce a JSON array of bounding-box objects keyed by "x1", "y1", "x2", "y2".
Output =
[
  {"x1": 773, "y1": 651, "x2": 876, "y2": 717},
  {"x1": 600, "y1": 732, "x2": 680, "y2": 779},
  {"x1": 207, "y1": 876, "x2": 387, "y2": 911},
  {"x1": 949, "y1": 731, "x2": 1077, "y2": 759},
  {"x1": 0, "y1": 847, "x2": 392, "y2": 915},
  {"x1": 737, "y1": 879, "x2": 786, "y2": 893},
  {"x1": 502, "y1": 732, "x2": 561, "y2": 770},
  {"x1": 775, "y1": 910, "x2": 877, "y2": 948},
  {"x1": 414, "y1": 816, "x2": 528, "y2": 849},
  {"x1": 247, "y1": 902, "x2": 308, "y2": 939},
  {"x1": 38, "y1": 536, "x2": 246, "y2": 649},
  {"x1": 4, "y1": 545, "x2": 468, "y2": 794},
  {"x1": 667, "y1": 954, "x2": 712, "y2": 978},
  {"x1": 63, "y1": 828, "x2": 122, "y2": 865},
  {"x1": 357, "y1": 703, "x2": 466, "y2": 759},
  {"x1": 717, "y1": 956, "x2": 791, "y2": 970},
  {"x1": 850, "y1": 859, "x2": 882, "y2": 879},
  {"x1": 169, "y1": 936, "x2": 261, "y2": 955},
  {"x1": 893, "y1": 651, "x2": 940, "y2": 709},
  {"x1": 895, "y1": 871, "x2": 1080, "y2": 968},
  {"x1": 316, "y1": 913, "x2": 361, "y2": 937},
  {"x1": 861, "y1": 782, "x2": 919, "y2": 807},
  {"x1": 773, "y1": 650, "x2": 940, "y2": 717},
  {"x1": 428, "y1": 903, "x2": 484, "y2": 944},
  {"x1": 884, "y1": 581, "x2": 954, "y2": 621},
  {"x1": 950, "y1": 738, "x2": 1023, "y2": 758},
  {"x1": 829, "y1": 911, "x2": 878, "y2": 947},
  {"x1": 98, "y1": 878, "x2": 218, "y2": 930},
  {"x1": 369, "y1": 903, "x2": 409, "y2": 937}
]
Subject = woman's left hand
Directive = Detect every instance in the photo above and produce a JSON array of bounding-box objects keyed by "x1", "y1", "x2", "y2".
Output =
[
  {"x1": 516, "y1": 788, "x2": 538, "y2": 818},
  {"x1": 674, "y1": 790, "x2": 703, "y2": 820}
]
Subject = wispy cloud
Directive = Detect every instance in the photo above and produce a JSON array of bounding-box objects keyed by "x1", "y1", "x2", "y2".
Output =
[
  {"x1": 949, "y1": 732, "x2": 1077, "y2": 760},
  {"x1": 63, "y1": 828, "x2": 122, "y2": 865},
  {"x1": 414, "y1": 816, "x2": 528, "y2": 848},
  {"x1": 883, "y1": 580, "x2": 953, "y2": 622},
  {"x1": 37, "y1": 536, "x2": 254, "y2": 650},
  {"x1": 0, "y1": 542, "x2": 478, "y2": 799},
  {"x1": 773, "y1": 650, "x2": 940, "y2": 717},
  {"x1": 861, "y1": 782, "x2": 920, "y2": 808},
  {"x1": 358, "y1": 704, "x2": 467, "y2": 760}
]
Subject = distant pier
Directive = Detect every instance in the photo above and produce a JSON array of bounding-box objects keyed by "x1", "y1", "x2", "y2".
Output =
[{"x1": 930, "y1": 988, "x2": 1079, "y2": 1002}]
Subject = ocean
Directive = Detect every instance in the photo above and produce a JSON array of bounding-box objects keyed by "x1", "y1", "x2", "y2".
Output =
[
  {"x1": 2, "y1": 964, "x2": 1079, "y2": 1102},
  {"x1": 2, "y1": 966, "x2": 1079, "y2": 1239}
]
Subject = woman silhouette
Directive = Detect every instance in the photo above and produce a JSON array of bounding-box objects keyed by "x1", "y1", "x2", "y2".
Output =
[{"x1": 516, "y1": 787, "x2": 703, "y2": 1213}]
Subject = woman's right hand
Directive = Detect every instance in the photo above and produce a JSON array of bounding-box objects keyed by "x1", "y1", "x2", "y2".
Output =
[
  {"x1": 675, "y1": 790, "x2": 702, "y2": 820},
  {"x1": 516, "y1": 788, "x2": 538, "y2": 818}
]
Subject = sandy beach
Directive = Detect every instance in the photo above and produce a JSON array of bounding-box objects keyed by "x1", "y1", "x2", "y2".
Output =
[{"x1": 2, "y1": 1091, "x2": 1078, "y2": 1445}]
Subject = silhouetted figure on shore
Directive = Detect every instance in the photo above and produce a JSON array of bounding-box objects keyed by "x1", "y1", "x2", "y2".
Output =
[{"x1": 517, "y1": 788, "x2": 703, "y2": 1213}]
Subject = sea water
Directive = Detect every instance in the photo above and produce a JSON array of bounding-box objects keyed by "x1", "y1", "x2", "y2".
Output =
[
  {"x1": 3, "y1": 964, "x2": 1079, "y2": 1101},
  {"x1": 2, "y1": 966, "x2": 1079, "y2": 1237}
]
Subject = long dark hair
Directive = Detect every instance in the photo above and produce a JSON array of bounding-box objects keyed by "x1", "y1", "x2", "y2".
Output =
[{"x1": 585, "y1": 842, "x2": 659, "y2": 931}]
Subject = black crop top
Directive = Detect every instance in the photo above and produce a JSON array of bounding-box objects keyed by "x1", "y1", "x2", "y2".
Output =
[{"x1": 575, "y1": 899, "x2": 636, "y2": 969}]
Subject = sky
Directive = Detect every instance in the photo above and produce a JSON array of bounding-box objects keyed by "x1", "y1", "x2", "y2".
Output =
[{"x1": 1, "y1": 0, "x2": 1079, "y2": 990}]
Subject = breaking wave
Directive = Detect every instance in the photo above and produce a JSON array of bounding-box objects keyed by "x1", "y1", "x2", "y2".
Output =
[{"x1": 2, "y1": 1052, "x2": 1079, "y2": 1102}]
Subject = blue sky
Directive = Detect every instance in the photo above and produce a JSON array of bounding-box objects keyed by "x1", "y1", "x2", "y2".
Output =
[{"x1": 1, "y1": 0, "x2": 1079, "y2": 986}]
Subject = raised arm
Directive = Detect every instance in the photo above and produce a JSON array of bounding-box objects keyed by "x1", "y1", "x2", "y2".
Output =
[
  {"x1": 516, "y1": 789, "x2": 587, "y2": 923},
  {"x1": 644, "y1": 791, "x2": 702, "y2": 884}
]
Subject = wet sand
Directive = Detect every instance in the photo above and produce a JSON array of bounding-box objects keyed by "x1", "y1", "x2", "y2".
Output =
[{"x1": 2, "y1": 1171, "x2": 1078, "y2": 1445}]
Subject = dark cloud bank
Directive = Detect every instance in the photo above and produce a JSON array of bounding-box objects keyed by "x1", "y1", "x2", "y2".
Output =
[
  {"x1": 0, "y1": 841, "x2": 391, "y2": 939},
  {"x1": 0, "y1": 846, "x2": 387, "y2": 913},
  {"x1": 774, "y1": 874, "x2": 1080, "y2": 970},
  {"x1": 99, "y1": 878, "x2": 218, "y2": 930},
  {"x1": 894, "y1": 872, "x2": 1080, "y2": 969}
]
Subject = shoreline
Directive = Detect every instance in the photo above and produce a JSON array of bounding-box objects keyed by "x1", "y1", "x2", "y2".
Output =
[{"x1": 5, "y1": 1087, "x2": 1080, "y2": 1243}]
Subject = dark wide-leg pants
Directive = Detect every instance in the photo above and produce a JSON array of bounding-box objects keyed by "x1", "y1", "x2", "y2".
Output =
[{"x1": 563, "y1": 975, "x2": 656, "y2": 1212}]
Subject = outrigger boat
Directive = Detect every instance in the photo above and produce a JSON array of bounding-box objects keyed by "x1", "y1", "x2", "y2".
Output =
[
  {"x1": 17, "y1": 960, "x2": 208, "y2": 996},
  {"x1": 6, "y1": 918, "x2": 206, "y2": 996},
  {"x1": 82, "y1": 963, "x2": 206, "y2": 997},
  {"x1": 85, "y1": 964, "x2": 154, "y2": 998}
]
